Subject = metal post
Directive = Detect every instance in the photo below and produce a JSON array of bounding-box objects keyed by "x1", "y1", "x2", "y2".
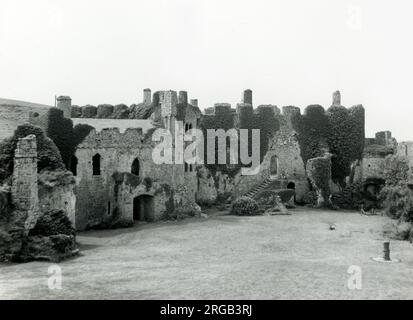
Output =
[{"x1": 383, "y1": 242, "x2": 391, "y2": 261}]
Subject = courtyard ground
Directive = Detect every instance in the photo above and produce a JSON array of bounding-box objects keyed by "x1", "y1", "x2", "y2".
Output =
[{"x1": 0, "y1": 208, "x2": 412, "y2": 299}]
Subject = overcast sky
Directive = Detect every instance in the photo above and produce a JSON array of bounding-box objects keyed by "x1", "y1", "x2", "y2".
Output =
[{"x1": 1, "y1": 0, "x2": 412, "y2": 140}]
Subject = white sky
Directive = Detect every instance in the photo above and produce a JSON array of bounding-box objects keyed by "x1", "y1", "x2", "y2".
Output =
[{"x1": 1, "y1": 0, "x2": 412, "y2": 140}]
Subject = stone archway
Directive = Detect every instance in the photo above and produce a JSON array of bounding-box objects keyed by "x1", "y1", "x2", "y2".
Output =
[{"x1": 133, "y1": 195, "x2": 154, "y2": 222}]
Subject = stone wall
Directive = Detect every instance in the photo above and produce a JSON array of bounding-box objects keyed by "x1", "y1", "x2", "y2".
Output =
[
  {"x1": 11, "y1": 135, "x2": 39, "y2": 231},
  {"x1": 38, "y1": 170, "x2": 76, "y2": 227},
  {"x1": 358, "y1": 156, "x2": 386, "y2": 180},
  {"x1": 233, "y1": 109, "x2": 308, "y2": 201},
  {"x1": 73, "y1": 127, "x2": 198, "y2": 230},
  {"x1": 397, "y1": 142, "x2": 413, "y2": 182},
  {"x1": 0, "y1": 104, "x2": 50, "y2": 142}
]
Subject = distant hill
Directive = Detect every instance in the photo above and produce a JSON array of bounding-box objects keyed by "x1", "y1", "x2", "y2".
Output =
[{"x1": 0, "y1": 97, "x2": 53, "y2": 109}]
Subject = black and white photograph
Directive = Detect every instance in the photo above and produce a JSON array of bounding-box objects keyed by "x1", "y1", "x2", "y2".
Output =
[{"x1": 0, "y1": 0, "x2": 412, "y2": 307}]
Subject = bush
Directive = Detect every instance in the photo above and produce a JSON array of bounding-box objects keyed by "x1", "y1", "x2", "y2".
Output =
[
  {"x1": 380, "y1": 183, "x2": 413, "y2": 221},
  {"x1": 0, "y1": 124, "x2": 65, "y2": 183},
  {"x1": 303, "y1": 190, "x2": 318, "y2": 207},
  {"x1": 113, "y1": 104, "x2": 129, "y2": 119},
  {"x1": 383, "y1": 155, "x2": 409, "y2": 186},
  {"x1": 96, "y1": 104, "x2": 114, "y2": 118},
  {"x1": 29, "y1": 209, "x2": 75, "y2": 237},
  {"x1": 331, "y1": 182, "x2": 364, "y2": 210},
  {"x1": 70, "y1": 105, "x2": 82, "y2": 118},
  {"x1": 46, "y1": 109, "x2": 94, "y2": 170},
  {"x1": 82, "y1": 105, "x2": 97, "y2": 118},
  {"x1": 231, "y1": 197, "x2": 259, "y2": 216},
  {"x1": 46, "y1": 108, "x2": 75, "y2": 167}
]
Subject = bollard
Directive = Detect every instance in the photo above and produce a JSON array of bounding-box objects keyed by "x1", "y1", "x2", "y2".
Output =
[
  {"x1": 383, "y1": 242, "x2": 391, "y2": 261},
  {"x1": 372, "y1": 241, "x2": 400, "y2": 263}
]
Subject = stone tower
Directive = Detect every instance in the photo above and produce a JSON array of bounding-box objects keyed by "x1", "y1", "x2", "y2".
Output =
[
  {"x1": 160, "y1": 90, "x2": 178, "y2": 132},
  {"x1": 56, "y1": 96, "x2": 72, "y2": 118},
  {"x1": 179, "y1": 91, "x2": 188, "y2": 105},
  {"x1": 332, "y1": 90, "x2": 341, "y2": 107},
  {"x1": 143, "y1": 88, "x2": 152, "y2": 105},
  {"x1": 242, "y1": 89, "x2": 253, "y2": 106},
  {"x1": 11, "y1": 135, "x2": 39, "y2": 232}
]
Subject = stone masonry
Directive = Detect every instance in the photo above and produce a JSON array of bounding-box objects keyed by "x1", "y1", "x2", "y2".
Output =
[{"x1": 11, "y1": 135, "x2": 40, "y2": 232}]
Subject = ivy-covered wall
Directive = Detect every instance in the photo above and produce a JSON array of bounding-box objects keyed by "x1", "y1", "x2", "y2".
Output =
[
  {"x1": 45, "y1": 108, "x2": 94, "y2": 170},
  {"x1": 292, "y1": 103, "x2": 365, "y2": 185}
]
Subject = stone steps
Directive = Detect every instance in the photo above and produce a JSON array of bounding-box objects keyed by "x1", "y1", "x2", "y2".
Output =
[{"x1": 244, "y1": 178, "x2": 273, "y2": 199}]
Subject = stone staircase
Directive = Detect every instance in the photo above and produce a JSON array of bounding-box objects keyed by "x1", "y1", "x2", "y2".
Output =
[{"x1": 244, "y1": 177, "x2": 273, "y2": 199}]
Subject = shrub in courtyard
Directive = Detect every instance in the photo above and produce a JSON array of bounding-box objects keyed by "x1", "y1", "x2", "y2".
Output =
[
  {"x1": 380, "y1": 183, "x2": 413, "y2": 221},
  {"x1": 303, "y1": 190, "x2": 318, "y2": 207},
  {"x1": 383, "y1": 155, "x2": 409, "y2": 186},
  {"x1": 29, "y1": 209, "x2": 75, "y2": 237},
  {"x1": 331, "y1": 182, "x2": 364, "y2": 210},
  {"x1": 231, "y1": 197, "x2": 259, "y2": 216}
]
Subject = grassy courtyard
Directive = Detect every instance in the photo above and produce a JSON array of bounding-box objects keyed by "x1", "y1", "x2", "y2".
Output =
[{"x1": 0, "y1": 208, "x2": 412, "y2": 300}]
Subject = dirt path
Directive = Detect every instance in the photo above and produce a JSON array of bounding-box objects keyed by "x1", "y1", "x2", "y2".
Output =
[{"x1": 1, "y1": 208, "x2": 412, "y2": 299}]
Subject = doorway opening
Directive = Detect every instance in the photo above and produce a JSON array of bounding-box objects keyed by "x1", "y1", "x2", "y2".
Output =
[{"x1": 133, "y1": 195, "x2": 154, "y2": 222}]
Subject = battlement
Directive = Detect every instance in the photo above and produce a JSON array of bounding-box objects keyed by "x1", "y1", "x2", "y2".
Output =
[
  {"x1": 256, "y1": 105, "x2": 280, "y2": 116},
  {"x1": 214, "y1": 103, "x2": 232, "y2": 114},
  {"x1": 72, "y1": 118, "x2": 154, "y2": 134},
  {"x1": 282, "y1": 106, "x2": 301, "y2": 117}
]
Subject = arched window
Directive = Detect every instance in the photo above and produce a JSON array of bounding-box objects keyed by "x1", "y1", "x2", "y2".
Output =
[
  {"x1": 131, "y1": 158, "x2": 140, "y2": 176},
  {"x1": 92, "y1": 154, "x2": 101, "y2": 176},
  {"x1": 70, "y1": 156, "x2": 78, "y2": 176}
]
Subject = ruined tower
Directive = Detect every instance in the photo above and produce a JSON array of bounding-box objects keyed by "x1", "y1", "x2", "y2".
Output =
[
  {"x1": 332, "y1": 90, "x2": 341, "y2": 107},
  {"x1": 11, "y1": 135, "x2": 39, "y2": 231},
  {"x1": 143, "y1": 88, "x2": 152, "y2": 105},
  {"x1": 242, "y1": 89, "x2": 253, "y2": 106},
  {"x1": 179, "y1": 91, "x2": 188, "y2": 105},
  {"x1": 56, "y1": 96, "x2": 72, "y2": 118},
  {"x1": 160, "y1": 90, "x2": 178, "y2": 132}
]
